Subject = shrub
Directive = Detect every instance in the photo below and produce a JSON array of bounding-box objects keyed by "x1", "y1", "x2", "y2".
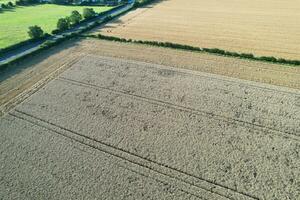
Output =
[
  {"x1": 7, "y1": 2, "x2": 14, "y2": 7},
  {"x1": 225, "y1": 51, "x2": 240, "y2": 57},
  {"x1": 277, "y1": 58, "x2": 287, "y2": 64},
  {"x1": 70, "y1": 10, "x2": 82, "y2": 25},
  {"x1": 57, "y1": 18, "x2": 70, "y2": 31},
  {"x1": 15, "y1": 0, "x2": 23, "y2": 5},
  {"x1": 240, "y1": 53, "x2": 254, "y2": 59},
  {"x1": 28, "y1": 25, "x2": 44, "y2": 39},
  {"x1": 83, "y1": 8, "x2": 96, "y2": 19},
  {"x1": 259, "y1": 56, "x2": 277, "y2": 62},
  {"x1": 1, "y1": 3, "x2": 8, "y2": 8},
  {"x1": 52, "y1": 29, "x2": 60, "y2": 34}
]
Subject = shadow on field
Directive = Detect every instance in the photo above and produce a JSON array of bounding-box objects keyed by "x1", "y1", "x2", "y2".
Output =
[{"x1": 0, "y1": 38, "x2": 81, "y2": 82}]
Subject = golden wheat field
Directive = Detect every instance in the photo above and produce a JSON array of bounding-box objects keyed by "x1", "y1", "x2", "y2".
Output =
[{"x1": 95, "y1": 0, "x2": 300, "y2": 59}]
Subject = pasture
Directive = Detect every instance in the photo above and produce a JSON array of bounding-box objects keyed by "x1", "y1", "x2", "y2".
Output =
[
  {"x1": 95, "y1": 0, "x2": 300, "y2": 59},
  {"x1": 0, "y1": 4, "x2": 112, "y2": 48}
]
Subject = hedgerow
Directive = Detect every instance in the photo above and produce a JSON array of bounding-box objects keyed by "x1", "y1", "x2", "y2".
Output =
[{"x1": 86, "y1": 34, "x2": 300, "y2": 66}]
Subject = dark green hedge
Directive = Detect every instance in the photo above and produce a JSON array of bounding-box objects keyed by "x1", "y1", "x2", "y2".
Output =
[
  {"x1": 87, "y1": 34, "x2": 300, "y2": 66},
  {"x1": 134, "y1": 0, "x2": 156, "y2": 7}
]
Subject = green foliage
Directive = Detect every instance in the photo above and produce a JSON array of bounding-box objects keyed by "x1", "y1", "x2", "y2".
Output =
[
  {"x1": 70, "y1": 10, "x2": 82, "y2": 25},
  {"x1": 50, "y1": 0, "x2": 65, "y2": 4},
  {"x1": 134, "y1": 0, "x2": 155, "y2": 7},
  {"x1": 57, "y1": 18, "x2": 70, "y2": 31},
  {"x1": 7, "y1": 1, "x2": 13, "y2": 7},
  {"x1": 259, "y1": 56, "x2": 277, "y2": 62},
  {"x1": 82, "y1": 8, "x2": 96, "y2": 19},
  {"x1": 27, "y1": 25, "x2": 44, "y2": 39},
  {"x1": 1, "y1": 3, "x2": 8, "y2": 8},
  {"x1": 15, "y1": 0, "x2": 39, "y2": 5},
  {"x1": 0, "y1": 4, "x2": 112, "y2": 48},
  {"x1": 89, "y1": 34, "x2": 300, "y2": 66}
]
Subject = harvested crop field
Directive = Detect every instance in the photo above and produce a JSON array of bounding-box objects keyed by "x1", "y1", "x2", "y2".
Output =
[
  {"x1": 94, "y1": 0, "x2": 300, "y2": 59},
  {"x1": 1, "y1": 52, "x2": 300, "y2": 199},
  {"x1": 1, "y1": 39, "x2": 300, "y2": 114}
]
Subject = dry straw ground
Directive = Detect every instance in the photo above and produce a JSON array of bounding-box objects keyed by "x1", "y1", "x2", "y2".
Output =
[
  {"x1": 1, "y1": 39, "x2": 300, "y2": 113},
  {"x1": 94, "y1": 0, "x2": 300, "y2": 59},
  {"x1": 1, "y1": 52, "x2": 300, "y2": 200}
]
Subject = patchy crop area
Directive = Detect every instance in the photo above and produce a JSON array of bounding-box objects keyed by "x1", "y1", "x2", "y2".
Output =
[
  {"x1": 0, "y1": 4, "x2": 112, "y2": 48},
  {"x1": 94, "y1": 0, "x2": 300, "y2": 59},
  {"x1": 1, "y1": 49, "x2": 300, "y2": 199}
]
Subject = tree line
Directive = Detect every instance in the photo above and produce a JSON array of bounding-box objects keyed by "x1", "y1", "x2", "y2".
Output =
[{"x1": 28, "y1": 8, "x2": 97, "y2": 39}]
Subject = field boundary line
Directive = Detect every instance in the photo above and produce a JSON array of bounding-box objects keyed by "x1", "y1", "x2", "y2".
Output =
[
  {"x1": 10, "y1": 109, "x2": 260, "y2": 200},
  {"x1": 58, "y1": 77, "x2": 300, "y2": 141},
  {"x1": 84, "y1": 44, "x2": 300, "y2": 76},
  {"x1": 82, "y1": 54, "x2": 300, "y2": 96},
  {"x1": 85, "y1": 34, "x2": 300, "y2": 66},
  {"x1": 0, "y1": 54, "x2": 84, "y2": 117}
]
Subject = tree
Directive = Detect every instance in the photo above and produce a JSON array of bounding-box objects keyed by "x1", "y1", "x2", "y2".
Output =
[
  {"x1": 57, "y1": 18, "x2": 70, "y2": 31},
  {"x1": 70, "y1": 10, "x2": 82, "y2": 25},
  {"x1": 83, "y1": 8, "x2": 96, "y2": 19},
  {"x1": 7, "y1": 2, "x2": 14, "y2": 7},
  {"x1": 1, "y1": 3, "x2": 8, "y2": 8},
  {"x1": 28, "y1": 25, "x2": 44, "y2": 39},
  {"x1": 51, "y1": 0, "x2": 66, "y2": 4}
]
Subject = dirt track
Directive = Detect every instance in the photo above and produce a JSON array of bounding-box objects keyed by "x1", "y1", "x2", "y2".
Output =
[
  {"x1": 94, "y1": 0, "x2": 300, "y2": 59},
  {"x1": 1, "y1": 54, "x2": 299, "y2": 200}
]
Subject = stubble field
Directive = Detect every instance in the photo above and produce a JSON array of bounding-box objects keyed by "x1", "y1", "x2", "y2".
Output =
[{"x1": 94, "y1": 0, "x2": 300, "y2": 59}]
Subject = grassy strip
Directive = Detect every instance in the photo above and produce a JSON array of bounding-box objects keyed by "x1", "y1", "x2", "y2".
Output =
[
  {"x1": 85, "y1": 34, "x2": 300, "y2": 66},
  {"x1": 0, "y1": 16, "x2": 115, "y2": 71},
  {"x1": 0, "y1": 33, "x2": 78, "y2": 71},
  {"x1": 0, "y1": 1, "x2": 151, "y2": 68},
  {"x1": 0, "y1": 4, "x2": 114, "y2": 49},
  {"x1": 0, "y1": 4, "x2": 126, "y2": 70},
  {"x1": 0, "y1": 34, "x2": 50, "y2": 55}
]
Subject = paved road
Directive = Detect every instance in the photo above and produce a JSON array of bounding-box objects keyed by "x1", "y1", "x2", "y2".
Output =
[
  {"x1": 0, "y1": 3, "x2": 134, "y2": 65},
  {"x1": 1, "y1": 55, "x2": 299, "y2": 200}
]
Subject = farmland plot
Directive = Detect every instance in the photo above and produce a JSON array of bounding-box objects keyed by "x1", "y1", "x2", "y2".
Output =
[
  {"x1": 0, "y1": 4, "x2": 112, "y2": 48},
  {"x1": 1, "y1": 39, "x2": 300, "y2": 113},
  {"x1": 1, "y1": 54, "x2": 299, "y2": 199},
  {"x1": 94, "y1": 0, "x2": 300, "y2": 59}
]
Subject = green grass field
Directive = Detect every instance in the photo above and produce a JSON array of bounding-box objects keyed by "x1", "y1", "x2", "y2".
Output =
[{"x1": 0, "y1": 4, "x2": 113, "y2": 48}]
